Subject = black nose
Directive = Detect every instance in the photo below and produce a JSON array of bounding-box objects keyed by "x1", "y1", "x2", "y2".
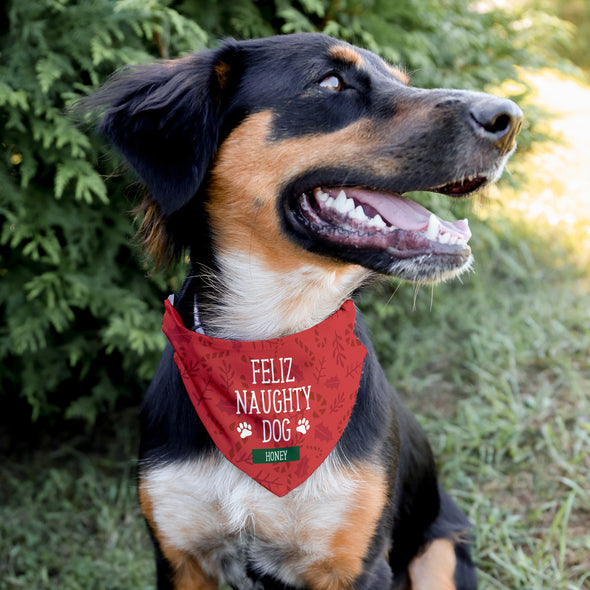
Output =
[{"x1": 469, "y1": 97, "x2": 523, "y2": 154}]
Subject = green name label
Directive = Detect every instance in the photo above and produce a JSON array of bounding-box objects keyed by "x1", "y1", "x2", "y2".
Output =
[{"x1": 252, "y1": 446, "x2": 300, "y2": 464}]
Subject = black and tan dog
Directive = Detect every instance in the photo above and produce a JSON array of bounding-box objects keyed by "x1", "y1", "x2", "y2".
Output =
[{"x1": 89, "y1": 33, "x2": 522, "y2": 590}]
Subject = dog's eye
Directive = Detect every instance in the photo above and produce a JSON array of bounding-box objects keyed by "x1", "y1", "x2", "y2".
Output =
[{"x1": 320, "y1": 74, "x2": 343, "y2": 91}]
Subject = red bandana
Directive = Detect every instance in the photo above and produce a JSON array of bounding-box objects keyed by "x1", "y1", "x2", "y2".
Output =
[{"x1": 162, "y1": 299, "x2": 367, "y2": 497}]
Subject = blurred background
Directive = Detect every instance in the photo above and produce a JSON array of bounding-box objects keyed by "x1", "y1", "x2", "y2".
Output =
[{"x1": 1, "y1": 0, "x2": 589, "y2": 588}]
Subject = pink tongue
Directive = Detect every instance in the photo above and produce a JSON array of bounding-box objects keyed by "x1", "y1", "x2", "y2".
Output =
[{"x1": 347, "y1": 188, "x2": 472, "y2": 240}]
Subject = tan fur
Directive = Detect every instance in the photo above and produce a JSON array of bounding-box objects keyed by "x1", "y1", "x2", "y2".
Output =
[
  {"x1": 329, "y1": 44, "x2": 365, "y2": 68},
  {"x1": 329, "y1": 43, "x2": 408, "y2": 84},
  {"x1": 206, "y1": 110, "x2": 396, "y2": 275},
  {"x1": 302, "y1": 468, "x2": 388, "y2": 590},
  {"x1": 135, "y1": 199, "x2": 175, "y2": 268},
  {"x1": 385, "y1": 63, "x2": 410, "y2": 85},
  {"x1": 214, "y1": 59, "x2": 232, "y2": 91},
  {"x1": 408, "y1": 538, "x2": 457, "y2": 590},
  {"x1": 167, "y1": 550, "x2": 218, "y2": 590}
]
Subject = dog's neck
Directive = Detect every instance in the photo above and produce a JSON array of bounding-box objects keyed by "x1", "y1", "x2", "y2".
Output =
[{"x1": 191, "y1": 251, "x2": 370, "y2": 341}]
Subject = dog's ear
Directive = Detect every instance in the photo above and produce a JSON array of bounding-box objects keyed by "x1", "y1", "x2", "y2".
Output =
[{"x1": 90, "y1": 43, "x2": 241, "y2": 216}]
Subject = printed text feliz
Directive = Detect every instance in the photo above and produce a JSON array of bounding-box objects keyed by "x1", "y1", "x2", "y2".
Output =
[{"x1": 236, "y1": 356, "x2": 312, "y2": 416}]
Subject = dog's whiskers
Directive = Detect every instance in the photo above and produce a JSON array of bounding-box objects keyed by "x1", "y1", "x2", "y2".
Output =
[
  {"x1": 386, "y1": 281, "x2": 402, "y2": 306},
  {"x1": 412, "y1": 282, "x2": 422, "y2": 312}
]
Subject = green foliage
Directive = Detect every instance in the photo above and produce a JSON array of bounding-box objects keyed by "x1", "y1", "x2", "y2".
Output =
[
  {"x1": 0, "y1": 412, "x2": 156, "y2": 588},
  {"x1": 530, "y1": 0, "x2": 590, "y2": 73},
  {"x1": 0, "y1": 0, "x2": 203, "y2": 422},
  {"x1": 178, "y1": 0, "x2": 570, "y2": 89},
  {"x1": 0, "y1": 0, "x2": 575, "y2": 424}
]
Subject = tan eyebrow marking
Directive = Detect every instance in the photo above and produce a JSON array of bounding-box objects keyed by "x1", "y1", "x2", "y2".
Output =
[
  {"x1": 329, "y1": 44, "x2": 365, "y2": 68},
  {"x1": 386, "y1": 63, "x2": 410, "y2": 85}
]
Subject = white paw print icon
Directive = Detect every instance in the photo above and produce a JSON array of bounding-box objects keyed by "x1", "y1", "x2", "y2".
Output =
[
  {"x1": 237, "y1": 422, "x2": 253, "y2": 439},
  {"x1": 296, "y1": 418, "x2": 310, "y2": 435}
]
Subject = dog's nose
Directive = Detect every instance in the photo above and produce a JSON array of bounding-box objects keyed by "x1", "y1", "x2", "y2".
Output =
[{"x1": 469, "y1": 97, "x2": 523, "y2": 153}]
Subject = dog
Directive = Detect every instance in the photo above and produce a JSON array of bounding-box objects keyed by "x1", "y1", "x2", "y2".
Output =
[{"x1": 88, "y1": 33, "x2": 522, "y2": 590}]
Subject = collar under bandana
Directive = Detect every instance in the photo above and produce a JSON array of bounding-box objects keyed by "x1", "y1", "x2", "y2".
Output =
[{"x1": 162, "y1": 299, "x2": 367, "y2": 497}]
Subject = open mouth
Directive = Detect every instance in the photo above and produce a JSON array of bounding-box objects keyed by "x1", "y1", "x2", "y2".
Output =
[
  {"x1": 285, "y1": 174, "x2": 489, "y2": 280},
  {"x1": 295, "y1": 178, "x2": 484, "y2": 250}
]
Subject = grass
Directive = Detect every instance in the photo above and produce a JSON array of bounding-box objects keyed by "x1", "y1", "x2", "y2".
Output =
[
  {"x1": 0, "y1": 414, "x2": 155, "y2": 589},
  {"x1": 2, "y1": 70, "x2": 589, "y2": 589},
  {"x1": 357, "y1": 211, "x2": 590, "y2": 590}
]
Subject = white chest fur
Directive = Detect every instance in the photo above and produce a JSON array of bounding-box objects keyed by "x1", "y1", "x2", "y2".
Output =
[{"x1": 140, "y1": 452, "x2": 387, "y2": 587}]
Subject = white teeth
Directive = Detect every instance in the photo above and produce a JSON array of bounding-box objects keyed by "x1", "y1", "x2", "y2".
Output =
[
  {"x1": 333, "y1": 191, "x2": 346, "y2": 211},
  {"x1": 424, "y1": 214, "x2": 440, "y2": 241},
  {"x1": 315, "y1": 188, "x2": 329, "y2": 203},
  {"x1": 349, "y1": 205, "x2": 368, "y2": 221},
  {"x1": 334, "y1": 190, "x2": 355, "y2": 214},
  {"x1": 423, "y1": 214, "x2": 465, "y2": 245},
  {"x1": 368, "y1": 214, "x2": 387, "y2": 229},
  {"x1": 315, "y1": 187, "x2": 389, "y2": 230},
  {"x1": 314, "y1": 187, "x2": 469, "y2": 243}
]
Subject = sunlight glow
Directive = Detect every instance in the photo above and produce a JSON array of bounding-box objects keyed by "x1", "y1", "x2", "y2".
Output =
[{"x1": 504, "y1": 69, "x2": 590, "y2": 254}]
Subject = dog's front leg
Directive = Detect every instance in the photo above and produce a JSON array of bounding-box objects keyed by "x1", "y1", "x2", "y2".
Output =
[
  {"x1": 159, "y1": 549, "x2": 217, "y2": 590},
  {"x1": 140, "y1": 483, "x2": 218, "y2": 590}
]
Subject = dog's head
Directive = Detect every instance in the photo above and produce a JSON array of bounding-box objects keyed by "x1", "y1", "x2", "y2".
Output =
[{"x1": 91, "y1": 33, "x2": 522, "y2": 286}]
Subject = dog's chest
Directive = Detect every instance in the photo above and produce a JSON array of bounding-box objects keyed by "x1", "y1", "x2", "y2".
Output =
[{"x1": 140, "y1": 452, "x2": 387, "y2": 586}]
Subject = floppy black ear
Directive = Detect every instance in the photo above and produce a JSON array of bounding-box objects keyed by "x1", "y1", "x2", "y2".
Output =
[{"x1": 91, "y1": 45, "x2": 239, "y2": 215}]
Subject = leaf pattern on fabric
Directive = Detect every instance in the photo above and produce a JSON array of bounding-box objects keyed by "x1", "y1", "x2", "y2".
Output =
[{"x1": 163, "y1": 299, "x2": 367, "y2": 497}]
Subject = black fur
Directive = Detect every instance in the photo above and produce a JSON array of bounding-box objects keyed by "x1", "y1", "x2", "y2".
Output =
[{"x1": 94, "y1": 49, "x2": 226, "y2": 215}]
